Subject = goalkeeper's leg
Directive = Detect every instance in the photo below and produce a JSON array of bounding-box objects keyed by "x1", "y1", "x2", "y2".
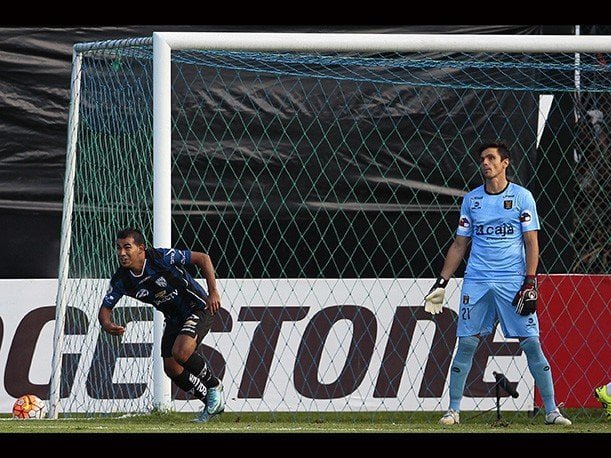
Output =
[
  {"x1": 440, "y1": 335, "x2": 479, "y2": 424},
  {"x1": 520, "y1": 337, "x2": 556, "y2": 411},
  {"x1": 438, "y1": 280, "x2": 491, "y2": 425},
  {"x1": 520, "y1": 337, "x2": 571, "y2": 425}
]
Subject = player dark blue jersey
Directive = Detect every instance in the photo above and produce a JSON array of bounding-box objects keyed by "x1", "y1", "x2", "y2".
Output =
[{"x1": 102, "y1": 247, "x2": 209, "y2": 325}]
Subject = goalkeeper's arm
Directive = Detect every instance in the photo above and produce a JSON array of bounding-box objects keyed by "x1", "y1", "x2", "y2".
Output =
[{"x1": 424, "y1": 235, "x2": 469, "y2": 314}]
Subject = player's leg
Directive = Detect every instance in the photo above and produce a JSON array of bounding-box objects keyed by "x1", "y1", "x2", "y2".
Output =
[
  {"x1": 161, "y1": 329, "x2": 209, "y2": 405},
  {"x1": 594, "y1": 383, "x2": 611, "y2": 420},
  {"x1": 171, "y1": 310, "x2": 224, "y2": 422},
  {"x1": 163, "y1": 356, "x2": 208, "y2": 403},
  {"x1": 493, "y1": 281, "x2": 571, "y2": 425},
  {"x1": 439, "y1": 280, "x2": 490, "y2": 425},
  {"x1": 171, "y1": 311, "x2": 220, "y2": 389}
]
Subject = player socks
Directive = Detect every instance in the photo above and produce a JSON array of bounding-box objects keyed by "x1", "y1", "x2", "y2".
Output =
[
  {"x1": 172, "y1": 369, "x2": 208, "y2": 401},
  {"x1": 183, "y1": 353, "x2": 220, "y2": 388},
  {"x1": 448, "y1": 335, "x2": 479, "y2": 411},
  {"x1": 183, "y1": 352, "x2": 206, "y2": 374},
  {"x1": 520, "y1": 336, "x2": 556, "y2": 413}
]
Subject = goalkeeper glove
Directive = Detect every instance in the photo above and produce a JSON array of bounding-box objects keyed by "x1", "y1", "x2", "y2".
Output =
[
  {"x1": 424, "y1": 277, "x2": 448, "y2": 315},
  {"x1": 512, "y1": 275, "x2": 538, "y2": 316}
]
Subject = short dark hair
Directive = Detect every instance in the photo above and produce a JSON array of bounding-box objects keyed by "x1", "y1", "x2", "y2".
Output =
[
  {"x1": 117, "y1": 228, "x2": 146, "y2": 246},
  {"x1": 477, "y1": 140, "x2": 510, "y2": 161}
]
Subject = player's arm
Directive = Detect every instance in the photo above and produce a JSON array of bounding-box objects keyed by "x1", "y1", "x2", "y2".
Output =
[
  {"x1": 523, "y1": 230, "x2": 539, "y2": 276},
  {"x1": 98, "y1": 306, "x2": 125, "y2": 336},
  {"x1": 190, "y1": 251, "x2": 221, "y2": 314},
  {"x1": 99, "y1": 281, "x2": 125, "y2": 335},
  {"x1": 439, "y1": 235, "x2": 470, "y2": 281},
  {"x1": 424, "y1": 235, "x2": 470, "y2": 314}
]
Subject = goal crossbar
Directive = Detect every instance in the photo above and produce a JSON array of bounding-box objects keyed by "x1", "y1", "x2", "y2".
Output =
[{"x1": 71, "y1": 32, "x2": 611, "y2": 54}]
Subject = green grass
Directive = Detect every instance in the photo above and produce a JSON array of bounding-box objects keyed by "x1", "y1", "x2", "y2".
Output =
[{"x1": 0, "y1": 410, "x2": 608, "y2": 433}]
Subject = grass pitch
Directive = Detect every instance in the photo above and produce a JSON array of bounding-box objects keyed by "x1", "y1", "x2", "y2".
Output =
[{"x1": 0, "y1": 410, "x2": 608, "y2": 434}]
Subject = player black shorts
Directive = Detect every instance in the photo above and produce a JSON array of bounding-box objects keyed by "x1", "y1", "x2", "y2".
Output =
[{"x1": 160, "y1": 308, "x2": 214, "y2": 358}]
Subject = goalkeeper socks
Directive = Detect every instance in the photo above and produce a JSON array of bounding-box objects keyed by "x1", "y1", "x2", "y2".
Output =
[
  {"x1": 448, "y1": 336, "x2": 480, "y2": 411},
  {"x1": 172, "y1": 369, "x2": 208, "y2": 401},
  {"x1": 520, "y1": 337, "x2": 556, "y2": 413}
]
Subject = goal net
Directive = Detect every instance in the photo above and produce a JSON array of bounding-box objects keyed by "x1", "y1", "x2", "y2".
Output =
[{"x1": 49, "y1": 33, "x2": 611, "y2": 419}]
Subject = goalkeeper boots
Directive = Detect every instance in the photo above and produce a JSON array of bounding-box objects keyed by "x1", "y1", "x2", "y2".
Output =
[
  {"x1": 594, "y1": 385, "x2": 611, "y2": 420},
  {"x1": 438, "y1": 409, "x2": 460, "y2": 425},
  {"x1": 544, "y1": 409, "x2": 572, "y2": 425},
  {"x1": 194, "y1": 381, "x2": 225, "y2": 423}
]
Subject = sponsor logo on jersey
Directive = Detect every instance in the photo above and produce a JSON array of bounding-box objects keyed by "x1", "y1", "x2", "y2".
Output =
[
  {"x1": 135, "y1": 288, "x2": 149, "y2": 299},
  {"x1": 520, "y1": 210, "x2": 532, "y2": 223},
  {"x1": 106, "y1": 285, "x2": 113, "y2": 295},
  {"x1": 474, "y1": 223, "x2": 515, "y2": 237},
  {"x1": 504, "y1": 200, "x2": 513, "y2": 209},
  {"x1": 138, "y1": 276, "x2": 151, "y2": 284},
  {"x1": 153, "y1": 289, "x2": 179, "y2": 306},
  {"x1": 471, "y1": 200, "x2": 482, "y2": 210}
]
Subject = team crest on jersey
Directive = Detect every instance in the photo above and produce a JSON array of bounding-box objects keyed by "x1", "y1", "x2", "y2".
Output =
[
  {"x1": 155, "y1": 276, "x2": 168, "y2": 288},
  {"x1": 520, "y1": 210, "x2": 532, "y2": 223},
  {"x1": 463, "y1": 295, "x2": 469, "y2": 304},
  {"x1": 504, "y1": 200, "x2": 513, "y2": 209}
]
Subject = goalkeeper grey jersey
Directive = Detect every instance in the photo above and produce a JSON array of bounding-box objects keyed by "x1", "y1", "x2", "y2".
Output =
[{"x1": 456, "y1": 182, "x2": 540, "y2": 280}]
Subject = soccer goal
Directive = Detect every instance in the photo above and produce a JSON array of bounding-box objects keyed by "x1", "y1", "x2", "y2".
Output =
[{"x1": 48, "y1": 32, "x2": 611, "y2": 419}]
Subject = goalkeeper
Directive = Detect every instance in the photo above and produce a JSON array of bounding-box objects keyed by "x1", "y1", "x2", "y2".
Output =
[
  {"x1": 424, "y1": 141, "x2": 571, "y2": 426},
  {"x1": 99, "y1": 228, "x2": 224, "y2": 423}
]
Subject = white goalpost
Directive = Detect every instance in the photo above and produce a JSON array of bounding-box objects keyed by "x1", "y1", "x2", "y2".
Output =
[{"x1": 49, "y1": 32, "x2": 611, "y2": 419}]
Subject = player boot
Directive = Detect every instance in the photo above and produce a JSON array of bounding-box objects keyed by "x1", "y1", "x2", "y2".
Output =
[
  {"x1": 544, "y1": 409, "x2": 572, "y2": 425},
  {"x1": 193, "y1": 381, "x2": 224, "y2": 423},
  {"x1": 594, "y1": 385, "x2": 611, "y2": 420},
  {"x1": 438, "y1": 409, "x2": 460, "y2": 425}
]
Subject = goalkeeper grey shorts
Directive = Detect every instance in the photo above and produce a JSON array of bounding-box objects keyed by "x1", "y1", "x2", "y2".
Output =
[{"x1": 457, "y1": 278, "x2": 540, "y2": 339}]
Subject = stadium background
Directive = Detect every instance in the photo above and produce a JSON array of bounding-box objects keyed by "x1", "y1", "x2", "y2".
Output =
[{"x1": 1, "y1": 24, "x2": 579, "y2": 279}]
